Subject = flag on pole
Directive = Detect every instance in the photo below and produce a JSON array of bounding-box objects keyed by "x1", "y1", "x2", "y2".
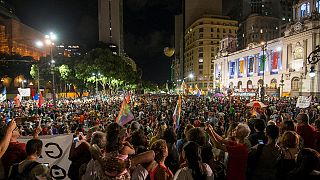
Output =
[
  {"x1": 38, "y1": 92, "x2": 43, "y2": 108},
  {"x1": 116, "y1": 96, "x2": 134, "y2": 126},
  {"x1": 173, "y1": 95, "x2": 182, "y2": 129},
  {"x1": 0, "y1": 87, "x2": 6, "y2": 102},
  {"x1": 33, "y1": 93, "x2": 39, "y2": 100}
]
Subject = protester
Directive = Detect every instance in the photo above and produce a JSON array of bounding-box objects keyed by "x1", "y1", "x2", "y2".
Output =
[
  {"x1": 8, "y1": 138, "x2": 51, "y2": 180},
  {"x1": 296, "y1": 113, "x2": 316, "y2": 149},
  {"x1": 0, "y1": 120, "x2": 16, "y2": 158},
  {"x1": 174, "y1": 141, "x2": 214, "y2": 180}
]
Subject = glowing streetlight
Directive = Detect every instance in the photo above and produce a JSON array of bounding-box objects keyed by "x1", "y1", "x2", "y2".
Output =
[{"x1": 188, "y1": 73, "x2": 194, "y2": 79}]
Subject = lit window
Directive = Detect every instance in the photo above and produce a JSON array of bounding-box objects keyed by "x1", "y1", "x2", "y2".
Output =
[
  {"x1": 317, "y1": 0, "x2": 320, "y2": 13},
  {"x1": 199, "y1": 58, "x2": 203, "y2": 63}
]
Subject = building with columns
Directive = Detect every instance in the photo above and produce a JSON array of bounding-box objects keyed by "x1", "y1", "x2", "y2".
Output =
[{"x1": 214, "y1": 0, "x2": 320, "y2": 97}]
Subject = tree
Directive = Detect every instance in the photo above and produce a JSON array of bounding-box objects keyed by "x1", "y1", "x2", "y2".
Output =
[
  {"x1": 30, "y1": 64, "x2": 38, "y2": 81},
  {"x1": 58, "y1": 65, "x2": 71, "y2": 80}
]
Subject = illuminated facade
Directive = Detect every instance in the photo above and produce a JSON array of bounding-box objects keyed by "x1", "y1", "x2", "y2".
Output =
[
  {"x1": 0, "y1": 7, "x2": 45, "y2": 60},
  {"x1": 183, "y1": 15, "x2": 238, "y2": 90},
  {"x1": 214, "y1": 0, "x2": 320, "y2": 97}
]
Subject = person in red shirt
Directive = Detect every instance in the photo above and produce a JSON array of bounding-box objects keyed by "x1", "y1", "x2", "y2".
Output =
[
  {"x1": 206, "y1": 123, "x2": 250, "y2": 180},
  {"x1": 313, "y1": 119, "x2": 320, "y2": 152},
  {"x1": 1, "y1": 126, "x2": 27, "y2": 177},
  {"x1": 296, "y1": 113, "x2": 315, "y2": 148}
]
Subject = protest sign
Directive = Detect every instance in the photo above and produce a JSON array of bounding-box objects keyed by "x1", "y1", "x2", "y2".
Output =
[
  {"x1": 18, "y1": 134, "x2": 73, "y2": 180},
  {"x1": 296, "y1": 96, "x2": 312, "y2": 108}
]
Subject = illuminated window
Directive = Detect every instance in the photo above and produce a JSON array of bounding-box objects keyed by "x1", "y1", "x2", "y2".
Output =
[{"x1": 317, "y1": 0, "x2": 320, "y2": 13}]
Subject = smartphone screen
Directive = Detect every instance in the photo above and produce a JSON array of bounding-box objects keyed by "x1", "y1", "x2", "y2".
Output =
[
  {"x1": 258, "y1": 140, "x2": 264, "y2": 145},
  {"x1": 43, "y1": 163, "x2": 49, "y2": 167}
]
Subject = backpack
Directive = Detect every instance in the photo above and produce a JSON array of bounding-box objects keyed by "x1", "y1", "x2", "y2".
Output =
[{"x1": 8, "y1": 161, "x2": 40, "y2": 180}]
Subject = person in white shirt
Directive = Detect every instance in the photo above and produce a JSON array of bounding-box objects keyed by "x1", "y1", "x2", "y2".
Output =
[{"x1": 174, "y1": 141, "x2": 214, "y2": 180}]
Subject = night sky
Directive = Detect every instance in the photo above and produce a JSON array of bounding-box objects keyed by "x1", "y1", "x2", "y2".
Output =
[{"x1": 5, "y1": 0, "x2": 235, "y2": 84}]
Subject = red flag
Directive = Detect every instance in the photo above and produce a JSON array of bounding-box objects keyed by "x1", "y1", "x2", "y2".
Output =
[{"x1": 38, "y1": 92, "x2": 43, "y2": 108}]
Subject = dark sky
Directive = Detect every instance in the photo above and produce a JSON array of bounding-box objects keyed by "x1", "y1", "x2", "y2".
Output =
[{"x1": 6, "y1": 0, "x2": 235, "y2": 84}]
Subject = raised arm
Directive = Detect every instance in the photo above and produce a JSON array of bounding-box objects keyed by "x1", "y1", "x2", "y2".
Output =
[{"x1": 0, "y1": 120, "x2": 16, "y2": 158}]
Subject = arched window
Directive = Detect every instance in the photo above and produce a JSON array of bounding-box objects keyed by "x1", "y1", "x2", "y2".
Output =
[
  {"x1": 291, "y1": 77, "x2": 300, "y2": 91},
  {"x1": 247, "y1": 80, "x2": 253, "y2": 89},
  {"x1": 238, "y1": 81, "x2": 242, "y2": 89},
  {"x1": 270, "y1": 79, "x2": 277, "y2": 89}
]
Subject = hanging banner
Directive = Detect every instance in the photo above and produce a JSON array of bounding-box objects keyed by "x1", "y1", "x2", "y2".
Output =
[
  {"x1": 230, "y1": 61, "x2": 236, "y2": 79},
  {"x1": 271, "y1": 52, "x2": 279, "y2": 74},
  {"x1": 247, "y1": 56, "x2": 254, "y2": 77},
  {"x1": 18, "y1": 134, "x2": 73, "y2": 180},
  {"x1": 258, "y1": 55, "x2": 266, "y2": 76},
  {"x1": 238, "y1": 58, "x2": 245, "y2": 78}
]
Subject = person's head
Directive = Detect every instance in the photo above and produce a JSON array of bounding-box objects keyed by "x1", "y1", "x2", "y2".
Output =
[
  {"x1": 105, "y1": 123, "x2": 122, "y2": 152},
  {"x1": 132, "y1": 129, "x2": 146, "y2": 147},
  {"x1": 296, "y1": 113, "x2": 309, "y2": 124},
  {"x1": 182, "y1": 141, "x2": 206, "y2": 179},
  {"x1": 26, "y1": 139, "x2": 43, "y2": 157},
  {"x1": 130, "y1": 121, "x2": 140, "y2": 133},
  {"x1": 91, "y1": 131, "x2": 107, "y2": 149},
  {"x1": 184, "y1": 124, "x2": 194, "y2": 136},
  {"x1": 280, "y1": 131, "x2": 299, "y2": 148},
  {"x1": 266, "y1": 124, "x2": 279, "y2": 141},
  {"x1": 150, "y1": 139, "x2": 168, "y2": 163},
  {"x1": 162, "y1": 127, "x2": 177, "y2": 144},
  {"x1": 233, "y1": 123, "x2": 251, "y2": 140},
  {"x1": 227, "y1": 122, "x2": 239, "y2": 138},
  {"x1": 186, "y1": 127, "x2": 206, "y2": 146},
  {"x1": 281, "y1": 120, "x2": 296, "y2": 133},
  {"x1": 254, "y1": 119, "x2": 266, "y2": 132},
  {"x1": 295, "y1": 148, "x2": 320, "y2": 173}
]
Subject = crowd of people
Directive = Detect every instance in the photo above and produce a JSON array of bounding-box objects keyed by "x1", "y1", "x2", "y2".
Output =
[{"x1": 0, "y1": 94, "x2": 319, "y2": 180}]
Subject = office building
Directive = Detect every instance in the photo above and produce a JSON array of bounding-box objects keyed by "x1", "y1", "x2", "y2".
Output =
[{"x1": 98, "y1": 0, "x2": 124, "y2": 55}]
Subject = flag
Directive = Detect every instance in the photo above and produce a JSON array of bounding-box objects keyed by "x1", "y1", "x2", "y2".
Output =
[
  {"x1": 38, "y1": 92, "x2": 43, "y2": 108},
  {"x1": 173, "y1": 95, "x2": 182, "y2": 129},
  {"x1": 116, "y1": 97, "x2": 134, "y2": 126},
  {"x1": 33, "y1": 93, "x2": 39, "y2": 100},
  {"x1": 0, "y1": 87, "x2": 6, "y2": 102}
]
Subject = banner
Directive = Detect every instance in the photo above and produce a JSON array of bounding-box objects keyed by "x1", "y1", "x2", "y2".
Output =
[
  {"x1": 271, "y1": 52, "x2": 281, "y2": 74},
  {"x1": 18, "y1": 134, "x2": 73, "y2": 180},
  {"x1": 238, "y1": 58, "x2": 245, "y2": 78},
  {"x1": 296, "y1": 96, "x2": 312, "y2": 108},
  {"x1": 247, "y1": 56, "x2": 254, "y2": 77},
  {"x1": 18, "y1": 88, "x2": 31, "y2": 97},
  {"x1": 259, "y1": 55, "x2": 266, "y2": 76},
  {"x1": 229, "y1": 61, "x2": 236, "y2": 79}
]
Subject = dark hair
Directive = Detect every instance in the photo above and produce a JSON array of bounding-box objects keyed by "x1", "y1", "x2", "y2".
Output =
[
  {"x1": 91, "y1": 131, "x2": 107, "y2": 149},
  {"x1": 282, "y1": 120, "x2": 296, "y2": 132},
  {"x1": 254, "y1": 119, "x2": 266, "y2": 132},
  {"x1": 183, "y1": 141, "x2": 207, "y2": 179},
  {"x1": 162, "y1": 127, "x2": 177, "y2": 144},
  {"x1": 296, "y1": 113, "x2": 309, "y2": 124},
  {"x1": 132, "y1": 129, "x2": 145, "y2": 147},
  {"x1": 26, "y1": 139, "x2": 43, "y2": 156},
  {"x1": 266, "y1": 125, "x2": 279, "y2": 140},
  {"x1": 186, "y1": 128, "x2": 206, "y2": 146},
  {"x1": 105, "y1": 123, "x2": 122, "y2": 152},
  {"x1": 295, "y1": 148, "x2": 320, "y2": 173},
  {"x1": 150, "y1": 139, "x2": 167, "y2": 163}
]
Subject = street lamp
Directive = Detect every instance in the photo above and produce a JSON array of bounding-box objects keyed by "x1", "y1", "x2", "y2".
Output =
[
  {"x1": 92, "y1": 73, "x2": 101, "y2": 96},
  {"x1": 260, "y1": 41, "x2": 267, "y2": 102},
  {"x1": 188, "y1": 73, "x2": 194, "y2": 79},
  {"x1": 36, "y1": 32, "x2": 57, "y2": 108}
]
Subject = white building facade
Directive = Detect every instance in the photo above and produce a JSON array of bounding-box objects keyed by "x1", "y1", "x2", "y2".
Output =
[{"x1": 214, "y1": 0, "x2": 320, "y2": 97}]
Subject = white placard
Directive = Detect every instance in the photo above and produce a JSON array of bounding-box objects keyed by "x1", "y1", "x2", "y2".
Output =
[
  {"x1": 18, "y1": 88, "x2": 31, "y2": 97},
  {"x1": 296, "y1": 96, "x2": 312, "y2": 108}
]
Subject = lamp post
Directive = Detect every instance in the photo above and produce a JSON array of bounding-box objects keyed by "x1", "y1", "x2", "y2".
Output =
[
  {"x1": 260, "y1": 41, "x2": 267, "y2": 102},
  {"x1": 36, "y1": 32, "x2": 57, "y2": 108},
  {"x1": 92, "y1": 73, "x2": 101, "y2": 96},
  {"x1": 307, "y1": 45, "x2": 320, "y2": 96},
  {"x1": 280, "y1": 74, "x2": 284, "y2": 97}
]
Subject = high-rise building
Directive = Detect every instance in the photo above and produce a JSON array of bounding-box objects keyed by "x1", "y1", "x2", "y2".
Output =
[
  {"x1": 184, "y1": 15, "x2": 238, "y2": 90},
  {"x1": 98, "y1": 0, "x2": 123, "y2": 55},
  {"x1": 185, "y1": 0, "x2": 222, "y2": 28}
]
